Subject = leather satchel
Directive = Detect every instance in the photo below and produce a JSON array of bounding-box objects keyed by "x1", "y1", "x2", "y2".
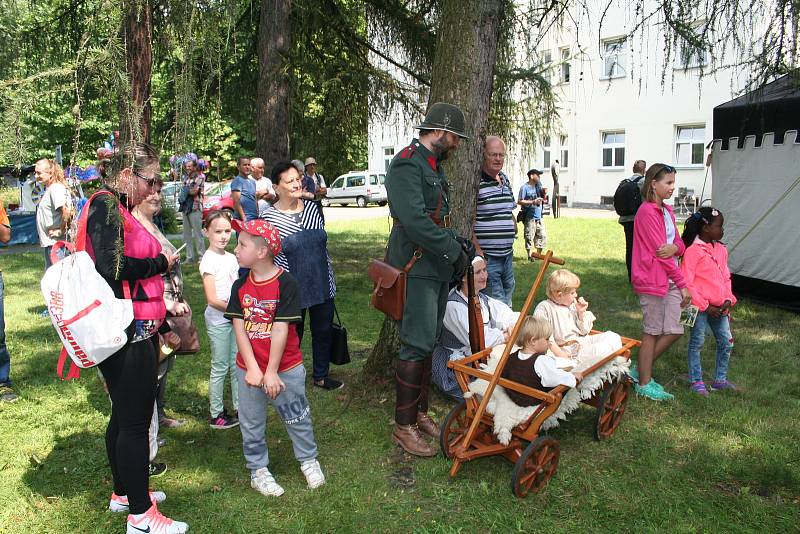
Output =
[
  {"x1": 162, "y1": 273, "x2": 200, "y2": 355},
  {"x1": 165, "y1": 303, "x2": 200, "y2": 354},
  {"x1": 368, "y1": 250, "x2": 420, "y2": 321}
]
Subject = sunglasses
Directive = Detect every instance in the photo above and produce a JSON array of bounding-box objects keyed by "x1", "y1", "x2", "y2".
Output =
[
  {"x1": 658, "y1": 164, "x2": 676, "y2": 175},
  {"x1": 133, "y1": 169, "x2": 161, "y2": 187}
]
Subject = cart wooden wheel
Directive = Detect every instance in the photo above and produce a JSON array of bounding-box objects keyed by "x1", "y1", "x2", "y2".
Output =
[
  {"x1": 593, "y1": 377, "x2": 632, "y2": 441},
  {"x1": 511, "y1": 436, "x2": 560, "y2": 497},
  {"x1": 439, "y1": 400, "x2": 468, "y2": 459}
]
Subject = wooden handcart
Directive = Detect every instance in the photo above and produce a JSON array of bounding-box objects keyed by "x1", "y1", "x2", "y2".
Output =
[{"x1": 441, "y1": 251, "x2": 641, "y2": 497}]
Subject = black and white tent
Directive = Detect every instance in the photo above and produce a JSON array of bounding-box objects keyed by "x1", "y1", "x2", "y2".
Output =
[{"x1": 711, "y1": 74, "x2": 800, "y2": 310}]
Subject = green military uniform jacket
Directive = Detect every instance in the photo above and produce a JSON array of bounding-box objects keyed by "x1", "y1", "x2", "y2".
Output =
[{"x1": 385, "y1": 139, "x2": 462, "y2": 281}]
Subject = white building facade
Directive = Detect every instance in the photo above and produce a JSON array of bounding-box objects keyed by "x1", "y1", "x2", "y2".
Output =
[{"x1": 368, "y1": 2, "x2": 752, "y2": 210}]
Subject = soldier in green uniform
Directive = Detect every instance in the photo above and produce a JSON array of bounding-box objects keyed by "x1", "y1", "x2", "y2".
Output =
[{"x1": 385, "y1": 102, "x2": 471, "y2": 456}]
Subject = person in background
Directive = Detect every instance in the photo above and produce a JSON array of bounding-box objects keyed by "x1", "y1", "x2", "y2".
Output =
[
  {"x1": 252, "y1": 157, "x2": 277, "y2": 217},
  {"x1": 0, "y1": 199, "x2": 17, "y2": 403},
  {"x1": 180, "y1": 155, "x2": 206, "y2": 264},
  {"x1": 518, "y1": 168, "x2": 547, "y2": 261},
  {"x1": 302, "y1": 157, "x2": 327, "y2": 221},
  {"x1": 34, "y1": 158, "x2": 72, "y2": 271},
  {"x1": 550, "y1": 159, "x2": 561, "y2": 218},
  {"x1": 474, "y1": 135, "x2": 517, "y2": 307},
  {"x1": 619, "y1": 159, "x2": 647, "y2": 281},
  {"x1": 231, "y1": 157, "x2": 257, "y2": 222}
]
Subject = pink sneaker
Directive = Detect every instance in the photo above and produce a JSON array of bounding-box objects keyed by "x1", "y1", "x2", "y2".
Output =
[
  {"x1": 689, "y1": 381, "x2": 709, "y2": 396},
  {"x1": 109, "y1": 490, "x2": 167, "y2": 512},
  {"x1": 126, "y1": 503, "x2": 188, "y2": 534},
  {"x1": 710, "y1": 379, "x2": 738, "y2": 391}
]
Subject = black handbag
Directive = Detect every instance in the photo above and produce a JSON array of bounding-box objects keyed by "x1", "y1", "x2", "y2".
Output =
[{"x1": 330, "y1": 304, "x2": 350, "y2": 365}]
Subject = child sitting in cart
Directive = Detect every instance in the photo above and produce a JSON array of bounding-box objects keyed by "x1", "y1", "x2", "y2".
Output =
[
  {"x1": 534, "y1": 269, "x2": 622, "y2": 361},
  {"x1": 501, "y1": 316, "x2": 583, "y2": 407}
]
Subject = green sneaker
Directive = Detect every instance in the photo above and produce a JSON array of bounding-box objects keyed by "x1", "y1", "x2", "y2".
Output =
[{"x1": 635, "y1": 381, "x2": 674, "y2": 401}]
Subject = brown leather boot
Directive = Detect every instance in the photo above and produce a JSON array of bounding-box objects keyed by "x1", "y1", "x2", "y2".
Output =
[
  {"x1": 392, "y1": 423, "x2": 437, "y2": 457},
  {"x1": 394, "y1": 360, "x2": 437, "y2": 457},
  {"x1": 416, "y1": 357, "x2": 440, "y2": 438}
]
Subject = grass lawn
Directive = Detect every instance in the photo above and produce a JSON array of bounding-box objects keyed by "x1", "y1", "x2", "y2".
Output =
[{"x1": 0, "y1": 215, "x2": 798, "y2": 532}]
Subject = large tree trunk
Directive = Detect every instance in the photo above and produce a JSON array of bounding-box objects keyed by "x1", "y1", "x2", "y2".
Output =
[
  {"x1": 363, "y1": 0, "x2": 505, "y2": 378},
  {"x1": 120, "y1": 0, "x2": 153, "y2": 144},
  {"x1": 256, "y1": 0, "x2": 291, "y2": 162}
]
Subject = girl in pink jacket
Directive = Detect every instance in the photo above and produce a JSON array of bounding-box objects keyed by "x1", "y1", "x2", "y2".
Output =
[
  {"x1": 631, "y1": 164, "x2": 692, "y2": 401},
  {"x1": 680, "y1": 207, "x2": 737, "y2": 395}
]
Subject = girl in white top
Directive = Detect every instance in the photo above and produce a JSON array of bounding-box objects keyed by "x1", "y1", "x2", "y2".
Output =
[
  {"x1": 200, "y1": 210, "x2": 241, "y2": 429},
  {"x1": 533, "y1": 269, "x2": 622, "y2": 361}
]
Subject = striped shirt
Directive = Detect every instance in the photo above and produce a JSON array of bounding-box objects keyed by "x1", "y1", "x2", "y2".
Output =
[
  {"x1": 261, "y1": 200, "x2": 336, "y2": 307},
  {"x1": 474, "y1": 170, "x2": 516, "y2": 256}
]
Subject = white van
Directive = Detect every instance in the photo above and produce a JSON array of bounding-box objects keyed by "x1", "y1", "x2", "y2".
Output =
[{"x1": 321, "y1": 171, "x2": 387, "y2": 208}]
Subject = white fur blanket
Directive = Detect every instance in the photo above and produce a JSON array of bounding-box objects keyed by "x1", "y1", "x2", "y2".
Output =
[{"x1": 465, "y1": 343, "x2": 630, "y2": 445}]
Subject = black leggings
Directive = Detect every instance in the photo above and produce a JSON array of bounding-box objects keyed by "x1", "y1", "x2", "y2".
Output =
[{"x1": 99, "y1": 337, "x2": 158, "y2": 514}]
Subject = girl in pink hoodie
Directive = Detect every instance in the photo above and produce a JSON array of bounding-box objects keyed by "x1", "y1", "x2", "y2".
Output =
[
  {"x1": 631, "y1": 164, "x2": 692, "y2": 401},
  {"x1": 680, "y1": 207, "x2": 737, "y2": 395}
]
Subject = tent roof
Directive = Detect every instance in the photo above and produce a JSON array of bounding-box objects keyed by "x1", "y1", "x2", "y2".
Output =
[{"x1": 713, "y1": 74, "x2": 800, "y2": 149}]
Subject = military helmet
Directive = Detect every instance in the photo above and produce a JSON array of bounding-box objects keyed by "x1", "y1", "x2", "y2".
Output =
[{"x1": 415, "y1": 102, "x2": 470, "y2": 139}]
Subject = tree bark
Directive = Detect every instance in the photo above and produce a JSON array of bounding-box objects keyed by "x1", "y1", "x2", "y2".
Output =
[
  {"x1": 363, "y1": 0, "x2": 506, "y2": 378},
  {"x1": 120, "y1": 0, "x2": 153, "y2": 144},
  {"x1": 256, "y1": 0, "x2": 291, "y2": 162}
]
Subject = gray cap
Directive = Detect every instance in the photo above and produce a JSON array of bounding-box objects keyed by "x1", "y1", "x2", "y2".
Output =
[{"x1": 415, "y1": 102, "x2": 469, "y2": 139}]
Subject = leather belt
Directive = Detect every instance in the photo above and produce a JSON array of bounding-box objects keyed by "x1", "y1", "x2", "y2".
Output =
[{"x1": 393, "y1": 214, "x2": 451, "y2": 228}]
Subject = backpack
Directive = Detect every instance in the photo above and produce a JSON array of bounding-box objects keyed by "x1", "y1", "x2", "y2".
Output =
[
  {"x1": 40, "y1": 191, "x2": 134, "y2": 379},
  {"x1": 613, "y1": 175, "x2": 644, "y2": 216}
]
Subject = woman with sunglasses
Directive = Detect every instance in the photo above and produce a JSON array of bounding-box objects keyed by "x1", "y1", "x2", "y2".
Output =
[
  {"x1": 88, "y1": 143, "x2": 188, "y2": 533},
  {"x1": 630, "y1": 163, "x2": 692, "y2": 402}
]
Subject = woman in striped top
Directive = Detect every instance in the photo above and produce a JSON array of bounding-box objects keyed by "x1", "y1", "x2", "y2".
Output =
[{"x1": 261, "y1": 161, "x2": 342, "y2": 390}]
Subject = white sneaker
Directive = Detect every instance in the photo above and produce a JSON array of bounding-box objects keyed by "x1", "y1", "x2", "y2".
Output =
[
  {"x1": 251, "y1": 467, "x2": 285, "y2": 497},
  {"x1": 109, "y1": 491, "x2": 167, "y2": 512},
  {"x1": 300, "y1": 459, "x2": 325, "y2": 489},
  {"x1": 126, "y1": 503, "x2": 188, "y2": 534}
]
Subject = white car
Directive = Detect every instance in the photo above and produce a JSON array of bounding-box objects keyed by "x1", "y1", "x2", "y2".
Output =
[{"x1": 321, "y1": 171, "x2": 387, "y2": 208}]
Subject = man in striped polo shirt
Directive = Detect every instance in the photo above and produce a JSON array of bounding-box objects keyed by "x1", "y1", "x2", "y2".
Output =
[{"x1": 474, "y1": 136, "x2": 517, "y2": 307}]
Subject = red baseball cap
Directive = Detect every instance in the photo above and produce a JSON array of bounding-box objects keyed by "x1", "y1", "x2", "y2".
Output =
[{"x1": 232, "y1": 219, "x2": 282, "y2": 256}]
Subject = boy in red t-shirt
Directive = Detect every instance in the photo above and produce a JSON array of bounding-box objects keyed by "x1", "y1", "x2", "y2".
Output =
[{"x1": 225, "y1": 219, "x2": 324, "y2": 497}]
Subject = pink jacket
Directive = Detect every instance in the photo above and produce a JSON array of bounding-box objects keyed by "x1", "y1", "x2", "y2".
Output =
[
  {"x1": 680, "y1": 238, "x2": 737, "y2": 311},
  {"x1": 632, "y1": 201, "x2": 687, "y2": 296}
]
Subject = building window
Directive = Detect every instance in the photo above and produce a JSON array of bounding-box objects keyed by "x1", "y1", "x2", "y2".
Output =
[
  {"x1": 560, "y1": 48, "x2": 570, "y2": 83},
  {"x1": 675, "y1": 28, "x2": 708, "y2": 69},
  {"x1": 559, "y1": 135, "x2": 569, "y2": 169},
  {"x1": 601, "y1": 38, "x2": 627, "y2": 79},
  {"x1": 542, "y1": 136, "x2": 551, "y2": 169},
  {"x1": 383, "y1": 146, "x2": 394, "y2": 172},
  {"x1": 601, "y1": 131, "x2": 625, "y2": 168},
  {"x1": 675, "y1": 126, "x2": 705, "y2": 165},
  {"x1": 542, "y1": 50, "x2": 552, "y2": 84}
]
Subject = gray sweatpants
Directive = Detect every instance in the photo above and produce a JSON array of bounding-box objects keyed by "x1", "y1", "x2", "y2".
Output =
[
  {"x1": 236, "y1": 365, "x2": 318, "y2": 475},
  {"x1": 182, "y1": 209, "x2": 205, "y2": 262}
]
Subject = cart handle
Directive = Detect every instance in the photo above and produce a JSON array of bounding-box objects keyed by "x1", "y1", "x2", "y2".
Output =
[{"x1": 530, "y1": 251, "x2": 565, "y2": 265}]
